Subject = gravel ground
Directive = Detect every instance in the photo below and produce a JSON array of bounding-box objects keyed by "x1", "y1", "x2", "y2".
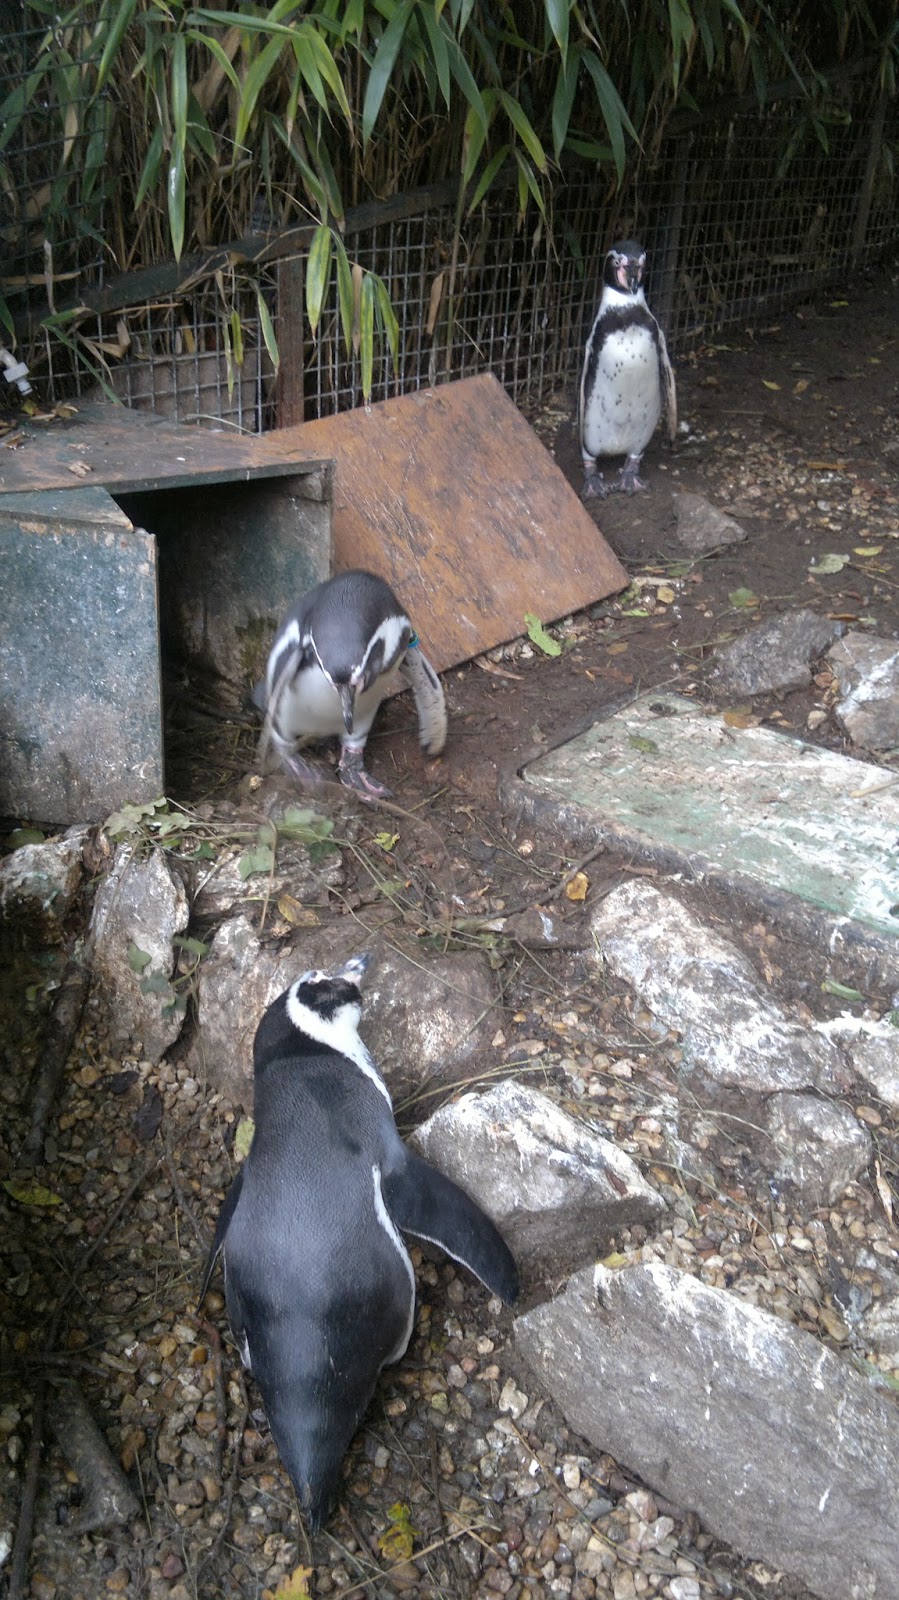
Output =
[{"x1": 3, "y1": 264, "x2": 899, "y2": 1600}]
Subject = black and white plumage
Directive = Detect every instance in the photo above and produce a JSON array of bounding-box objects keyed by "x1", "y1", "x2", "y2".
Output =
[
  {"x1": 578, "y1": 239, "x2": 677, "y2": 499},
  {"x1": 258, "y1": 569, "x2": 447, "y2": 800},
  {"x1": 200, "y1": 954, "x2": 518, "y2": 1530}
]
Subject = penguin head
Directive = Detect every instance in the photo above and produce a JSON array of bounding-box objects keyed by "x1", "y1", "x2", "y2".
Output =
[
  {"x1": 308, "y1": 574, "x2": 413, "y2": 736},
  {"x1": 254, "y1": 955, "x2": 372, "y2": 1069},
  {"x1": 604, "y1": 240, "x2": 646, "y2": 295}
]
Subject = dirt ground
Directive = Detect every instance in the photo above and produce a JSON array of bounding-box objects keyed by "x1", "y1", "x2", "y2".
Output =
[{"x1": 2, "y1": 258, "x2": 898, "y2": 1600}]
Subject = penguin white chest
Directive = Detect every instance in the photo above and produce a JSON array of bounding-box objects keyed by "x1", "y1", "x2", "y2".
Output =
[
  {"x1": 279, "y1": 662, "x2": 394, "y2": 743},
  {"x1": 582, "y1": 324, "x2": 661, "y2": 459}
]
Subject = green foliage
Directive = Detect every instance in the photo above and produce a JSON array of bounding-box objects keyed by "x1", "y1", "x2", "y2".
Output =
[{"x1": 2, "y1": 2, "x2": 895, "y2": 389}]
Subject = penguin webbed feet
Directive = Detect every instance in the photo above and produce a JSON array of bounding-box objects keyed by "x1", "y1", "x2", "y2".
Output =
[
  {"x1": 338, "y1": 744, "x2": 393, "y2": 801},
  {"x1": 615, "y1": 457, "x2": 650, "y2": 495},
  {"x1": 581, "y1": 467, "x2": 609, "y2": 501},
  {"x1": 280, "y1": 749, "x2": 327, "y2": 790}
]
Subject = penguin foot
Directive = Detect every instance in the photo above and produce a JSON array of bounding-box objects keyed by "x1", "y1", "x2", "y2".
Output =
[
  {"x1": 581, "y1": 470, "x2": 609, "y2": 501},
  {"x1": 280, "y1": 751, "x2": 326, "y2": 790},
  {"x1": 616, "y1": 461, "x2": 650, "y2": 495},
  {"x1": 338, "y1": 748, "x2": 393, "y2": 801}
]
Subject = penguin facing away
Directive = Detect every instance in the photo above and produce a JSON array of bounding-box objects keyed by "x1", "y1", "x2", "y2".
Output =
[
  {"x1": 201, "y1": 954, "x2": 518, "y2": 1530},
  {"x1": 258, "y1": 569, "x2": 447, "y2": 800},
  {"x1": 578, "y1": 239, "x2": 677, "y2": 499}
]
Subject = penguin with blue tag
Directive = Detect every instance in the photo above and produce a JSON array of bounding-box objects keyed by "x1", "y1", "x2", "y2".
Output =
[
  {"x1": 578, "y1": 239, "x2": 677, "y2": 499},
  {"x1": 257, "y1": 569, "x2": 447, "y2": 800},
  {"x1": 200, "y1": 953, "x2": 518, "y2": 1530}
]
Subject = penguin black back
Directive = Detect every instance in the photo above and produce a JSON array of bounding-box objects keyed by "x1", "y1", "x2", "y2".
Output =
[{"x1": 203, "y1": 954, "x2": 517, "y2": 1530}]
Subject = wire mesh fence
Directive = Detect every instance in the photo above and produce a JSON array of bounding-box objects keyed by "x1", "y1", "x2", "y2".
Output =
[{"x1": 2, "y1": 48, "x2": 896, "y2": 431}]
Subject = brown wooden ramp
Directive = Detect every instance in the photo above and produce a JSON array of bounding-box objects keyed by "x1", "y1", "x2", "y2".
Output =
[{"x1": 272, "y1": 374, "x2": 627, "y2": 671}]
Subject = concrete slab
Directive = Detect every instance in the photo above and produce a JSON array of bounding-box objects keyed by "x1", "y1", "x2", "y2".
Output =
[
  {"x1": 0, "y1": 487, "x2": 163, "y2": 824},
  {"x1": 512, "y1": 692, "x2": 899, "y2": 967}
]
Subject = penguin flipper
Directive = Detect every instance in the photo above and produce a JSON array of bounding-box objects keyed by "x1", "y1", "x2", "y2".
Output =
[
  {"x1": 658, "y1": 328, "x2": 678, "y2": 444},
  {"x1": 257, "y1": 640, "x2": 307, "y2": 768},
  {"x1": 384, "y1": 1151, "x2": 518, "y2": 1304},
  {"x1": 198, "y1": 1168, "x2": 244, "y2": 1306},
  {"x1": 399, "y1": 645, "x2": 447, "y2": 757}
]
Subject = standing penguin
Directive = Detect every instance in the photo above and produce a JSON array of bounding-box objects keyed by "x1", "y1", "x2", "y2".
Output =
[
  {"x1": 578, "y1": 239, "x2": 677, "y2": 499},
  {"x1": 258, "y1": 570, "x2": 447, "y2": 800},
  {"x1": 200, "y1": 954, "x2": 518, "y2": 1530}
]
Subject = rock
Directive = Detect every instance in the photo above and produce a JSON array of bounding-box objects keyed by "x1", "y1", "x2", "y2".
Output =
[
  {"x1": 828, "y1": 632, "x2": 899, "y2": 750},
  {"x1": 516, "y1": 1262, "x2": 899, "y2": 1600},
  {"x1": 846, "y1": 1030, "x2": 899, "y2": 1111},
  {"x1": 591, "y1": 881, "x2": 845, "y2": 1096},
  {"x1": 409, "y1": 1080, "x2": 666, "y2": 1282},
  {"x1": 859, "y1": 1289, "x2": 899, "y2": 1364},
  {"x1": 763, "y1": 1092, "x2": 871, "y2": 1206},
  {"x1": 190, "y1": 838, "x2": 344, "y2": 919},
  {"x1": 89, "y1": 845, "x2": 189, "y2": 1063},
  {"x1": 0, "y1": 827, "x2": 88, "y2": 939},
  {"x1": 196, "y1": 917, "x2": 499, "y2": 1113},
  {"x1": 710, "y1": 609, "x2": 843, "y2": 698},
  {"x1": 670, "y1": 491, "x2": 747, "y2": 554},
  {"x1": 591, "y1": 881, "x2": 864, "y2": 1203}
]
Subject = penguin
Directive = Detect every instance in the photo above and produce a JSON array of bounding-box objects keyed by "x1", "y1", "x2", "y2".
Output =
[
  {"x1": 200, "y1": 953, "x2": 518, "y2": 1530},
  {"x1": 258, "y1": 570, "x2": 447, "y2": 800},
  {"x1": 578, "y1": 239, "x2": 677, "y2": 499}
]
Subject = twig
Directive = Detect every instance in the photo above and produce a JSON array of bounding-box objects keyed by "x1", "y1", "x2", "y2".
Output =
[
  {"x1": 199, "y1": 1318, "x2": 227, "y2": 1479},
  {"x1": 23, "y1": 951, "x2": 92, "y2": 1162},
  {"x1": 6, "y1": 1379, "x2": 46, "y2": 1600}
]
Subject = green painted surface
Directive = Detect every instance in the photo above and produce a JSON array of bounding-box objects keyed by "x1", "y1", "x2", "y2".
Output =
[{"x1": 523, "y1": 693, "x2": 899, "y2": 939}]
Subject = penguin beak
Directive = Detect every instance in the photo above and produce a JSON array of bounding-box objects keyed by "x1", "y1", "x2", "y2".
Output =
[
  {"x1": 337, "y1": 953, "x2": 370, "y2": 984},
  {"x1": 337, "y1": 681, "x2": 356, "y2": 735}
]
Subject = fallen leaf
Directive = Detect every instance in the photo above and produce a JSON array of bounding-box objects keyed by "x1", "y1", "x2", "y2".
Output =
[
  {"x1": 854, "y1": 545, "x2": 882, "y2": 556},
  {"x1": 66, "y1": 459, "x2": 92, "y2": 477},
  {"x1": 762, "y1": 379, "x2": 780, "y2": 390},
  {"x1": 809, "y1": 553, "x2": 848, "y2": 574},
  {"x1": 818, "y1": 1305, "x2": 849, "y2": 1342},
  {"x1": 722, "y1": 709, "x2": 761, "y2": 728},
  {"x1": 728, "y1": 587, "x2": 759, "y2": 608},
  {"x1": 657, "y1": 585, "x2": 676, "y2": 604},
  {"x1": 474, "y1": 656, "x2": 523, "y2": 681},
  {"x1": 606, "y1": 641, "x2": 629, "y2": 655},
  {"x1": 628, "y1": 734, "x2": 659, "y2": 754},
  {"x1": 793, "y1": 378, "x2": 810, "y2": 394},
  {"x1": 874, "y1": 1159, "x2": 894, "y2": 1224},
  {"x1": 806, "y1": 459, "x2": 850, "y2": 471},
  {"x1": 523, "y1": 612, "x2": 562, "y2": 657},
  {"x1": 821, "y1": 978, "x2": 865, "y2": 1002},
  {"x1": 3, "y1": 1180, "x2": 63, "y2": 1207},
  {"x1": 134, "y1": 1084, "x2": 163, "y2": 1143},
  {"x1": 269, "y1": 1565, "x2": 314, "y2": 1600},
  {"x1": 238, "y1": 845, "x2": 274, "y2": 879},
  {"x1": 374, "y1": 831, "x2": 399, "y2": 852},
  {"x1": 276, "y1": 894, "x2": 320, "y2": 927},
  {"x1": 378, "y1": 1501, "x2": 418, "y2": 1563},
  {"x1": 234, "y1": 1118, "x2": 255, "y2": 1161},
  {"x1": 600, "y1": 1251, "x2": 629, "y2": 1269},
  {"x1": 829, "y1": 299, "x2": 849, "y2": 307},
  {"x1": 565, "y1": 871, "x2": 589, "y2": 902}
]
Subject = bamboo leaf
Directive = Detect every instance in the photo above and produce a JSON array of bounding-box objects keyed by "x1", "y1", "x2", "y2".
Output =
[
  {"x1": 466, "y1": 143, "x2": 510, "y2": 213},
  {"x1": 171, "y1": 32, "x2": 188, "y2": 152},
  {"x1": 255, "y1": 286, "x2": 280, "y2": 373},
  {"x1": 187, "y1": 28, "x2": 241, "y2": 96},
  {"x1": 373, "y1": 273, "x2": 399, "y2": 369},
  {"x1": 0, "y1": 293, "x2": 14, "y2": 339},
  {"x1": 581, "y1": 52, "x2": 635, "y2": 180},
  {"x1": 461, "y1": 86, "x2": 495, "y2": 185},
  {"x1": 135, "y1": 123, "x2": 164, "y2": 209},
  {"x1": 230, "y1": 307, "x2": 244, "y2": 367},
  {"x1": 302, "y1": 26, "x2": 353, "y2": 123},
  {"x1": 551, "y1": 45, "x2": 579, "y2": 160},
  {"x1": 235, "y1": 34, "x2": 285, "y2": 151},
  {"x1": 545, "y1": 0, "x2": 569, "y2": 62},
  {"x1": 445, "y1": 33, "x2": 488, "y2": 140},
  {"x1": 350, "y1": 262, "x2": 363, "y2": 353},
  {"x1": 306, "y1": 223, "x2": 332, "y2": 337},
  {"x1": 167, "y1": 145, "x2": 186, "y2": 261},
  {"x1": 334, "y1": 235, "x2": 355, "y2": 355},
  {"x1": 420, "y1": 4, "x2": 451, "y2": 108},
  {"x1": 498, "y1": 89, "x2": 548, "y2": 172},
  {"x1": 512, "y1": 148, "x2": 546, "y2": 221},
  {"x1": 360, "y1": 271, "x2": 374, "y2": 401},
  {"x1": 362, "y1": 0, "x2": 416, "y2": 146},
  {"x1": 96, "y1": 0, "x2": 139, "y2": 92},
  {"x1": 270, "y1": 115, "x2": 328, "y2": 217},
  {"x1": 186, "y1": 93, "x2": 217, "y2": 159}
]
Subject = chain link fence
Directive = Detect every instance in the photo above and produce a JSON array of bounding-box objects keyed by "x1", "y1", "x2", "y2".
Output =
[{"x1": 2, "y1": 40, "x2": 895, "y2": 431}]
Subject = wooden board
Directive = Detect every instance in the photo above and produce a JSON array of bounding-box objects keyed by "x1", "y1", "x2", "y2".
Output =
[
  {"x1": 271, "y1": 375, "x2": 628, "y2": 671},
  {"x1": 0, "y1": 378, "x2": 627, "y2": 673}
]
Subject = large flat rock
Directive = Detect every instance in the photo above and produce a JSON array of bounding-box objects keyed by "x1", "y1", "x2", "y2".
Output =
[
  {"x1": 516, "y1": 1262, "x2": 899, "y2": 1600},
  {"x1": 513, "y1": 691, "x2": 899, "y2": 964}
]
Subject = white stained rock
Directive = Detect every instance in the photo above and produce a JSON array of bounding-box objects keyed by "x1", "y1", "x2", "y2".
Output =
[
  {"x1": 89, "y1": 844, "x2": 189, "y2": 1063},
  {"x1": 0, "y1": 828, "x2": 87, "y2": 935},
  {"x1": 516, "y1": 1262, "x2": 899, "y2": 1600},
  {"x1": 828, "y1": 631, "x2": 899, "y2": 751},
  {"x1": 764, "y1": 1092, "x2": 871, "y2": 1207},
  {"x1": 591, "y1": 880, "x2": 846, "y2": 1096},
  {"x1": 410, "y1": 1080, "x2": 665, "y2": 1279}
]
